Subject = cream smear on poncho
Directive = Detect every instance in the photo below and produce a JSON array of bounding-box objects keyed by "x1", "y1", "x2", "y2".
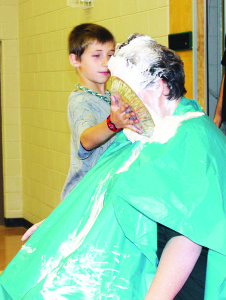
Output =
[
  {"x1": 116, "y1": 111, "x2": 204, "y2": 175},
  {"x1": 124, "y1": 111, "x2": 204, "y2": 144}
]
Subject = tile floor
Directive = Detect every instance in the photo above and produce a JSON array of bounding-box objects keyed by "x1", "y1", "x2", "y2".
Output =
[{"x1": 0, "y1": 226, "x2": 27, "y2": 273}]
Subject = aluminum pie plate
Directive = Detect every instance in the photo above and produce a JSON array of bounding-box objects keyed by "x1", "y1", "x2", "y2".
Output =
[{"x1": 111, "y1": 76, "x2": 155, "y2": 137}]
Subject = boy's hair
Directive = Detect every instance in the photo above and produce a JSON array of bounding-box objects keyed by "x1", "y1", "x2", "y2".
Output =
[{"x1": 68, "y1": 23, "x2": 115, "y2": 60}]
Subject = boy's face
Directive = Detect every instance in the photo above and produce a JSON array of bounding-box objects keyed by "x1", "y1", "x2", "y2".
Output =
[{"x1": 74, "y1": 40, "x2": 115, "y2": 88}]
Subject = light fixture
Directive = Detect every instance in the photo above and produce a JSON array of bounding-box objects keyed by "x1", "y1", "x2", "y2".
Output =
[{"x1": 67, "y1": 0, "x2": 93, "y2": 9}]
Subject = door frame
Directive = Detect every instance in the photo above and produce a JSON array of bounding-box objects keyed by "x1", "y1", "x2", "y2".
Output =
[{"x1": 0, "y1": 41, "x2": 5, "y2": 225}]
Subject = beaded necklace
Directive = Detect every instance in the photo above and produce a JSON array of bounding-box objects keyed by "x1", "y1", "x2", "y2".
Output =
[{"x1": 75, "y1": 84, "x2": 111, "y2": 104}]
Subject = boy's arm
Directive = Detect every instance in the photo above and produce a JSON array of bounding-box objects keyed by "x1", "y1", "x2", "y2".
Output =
[
  {"x1": 80, "y1": 95, "x2": 142, "y2": 151},
  {"x1": 80, "y1": 120, "x2": 114, "y2": 151},
  {"x1": 214, "y1": 74, "x2": 225, "y2": 127}
]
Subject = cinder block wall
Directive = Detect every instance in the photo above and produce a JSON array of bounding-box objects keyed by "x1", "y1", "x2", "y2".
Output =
[
  {"x1": 4, "y1": 0, "x2": 169, "y2": 224},
  {"x1": 0, "y1": 0, "x2": 22, "y2": 219}
]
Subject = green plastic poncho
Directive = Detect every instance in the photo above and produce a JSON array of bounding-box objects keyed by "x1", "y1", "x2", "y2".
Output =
[{"x1": 0, "y1": 97, "x2": 226, "y2": 300}]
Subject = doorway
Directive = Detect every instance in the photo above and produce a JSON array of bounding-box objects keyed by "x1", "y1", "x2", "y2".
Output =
[
  {"x1": 206, "y1": 0, "x2": 224, "y2": 119},
  {"x1": 0, "y1": 41, "x2": 4, "y2": 225}
]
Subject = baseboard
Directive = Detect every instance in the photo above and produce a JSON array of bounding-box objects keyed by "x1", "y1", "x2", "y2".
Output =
[{"x1": 4, "y1": 218, "x2": 33, "y2": 229}]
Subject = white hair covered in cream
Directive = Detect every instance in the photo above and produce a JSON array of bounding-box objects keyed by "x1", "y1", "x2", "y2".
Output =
[
  {"x1": 108, "y1": 34, "x2": 186, "y2": 100},
  {"x1": 108, "y1": 35, "x2": 162, "y2": 95}
]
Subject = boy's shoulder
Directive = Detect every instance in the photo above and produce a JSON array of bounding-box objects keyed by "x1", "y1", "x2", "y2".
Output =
[
  {"x1": 69, "y1": 90, "x2": 97, "y2": 104},
  {"x1": 69, "y1": 90, "x2": 111, "y2": 107},
  {"x1": 68, "y1": 90, "x2": 111, "y2": 119}
]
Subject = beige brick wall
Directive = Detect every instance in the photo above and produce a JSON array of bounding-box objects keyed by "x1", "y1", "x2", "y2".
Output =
[
  {"x1": 0, "y1": 0, "x2": 22, "y2": 218},
  {"x1": 2, "y1": 0, "x2": 169, "y2": 223}
]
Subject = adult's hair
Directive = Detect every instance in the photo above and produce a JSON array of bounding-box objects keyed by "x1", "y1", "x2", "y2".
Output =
[
  {"x1": 117, "y1": 34, "x2": 187, "y2": 100},
  {"x1": 68, "y1": 23, "x2": 115, "y2": 60}
]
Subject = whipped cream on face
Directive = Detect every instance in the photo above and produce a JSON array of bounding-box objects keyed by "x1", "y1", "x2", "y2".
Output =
[{"x1": 108, "y1": 35, "x2": 162, "y2": 95}]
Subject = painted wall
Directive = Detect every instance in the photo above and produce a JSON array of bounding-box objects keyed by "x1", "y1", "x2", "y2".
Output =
[
  {"x1": 0, "y1": 0, "x2": 22, "y2": 219},
  {"x1": 16, "y1": 0, "x2": 170, "y2": 224}
]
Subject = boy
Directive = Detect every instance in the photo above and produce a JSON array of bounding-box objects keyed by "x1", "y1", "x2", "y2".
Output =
[
  {"x1": 61, "y1": 23, "x2": 141, "y2": 200},
  {"x1": 21, "y1": 23, "x2": 141, "y2": 241}
]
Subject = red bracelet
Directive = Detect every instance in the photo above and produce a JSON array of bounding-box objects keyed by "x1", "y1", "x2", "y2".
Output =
[{"x1": 107, "y1": 115, "x2": 122, "y2": 132}]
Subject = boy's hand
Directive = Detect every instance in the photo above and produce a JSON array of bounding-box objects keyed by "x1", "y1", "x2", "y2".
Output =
[{"x1": 110, "y1": 94, "x2": 143, "y2": 133}]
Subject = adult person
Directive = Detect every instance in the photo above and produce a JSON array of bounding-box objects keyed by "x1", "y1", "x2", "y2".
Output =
[{"x1": 0, "y1": 34, "x2": 226, "y2": 300}]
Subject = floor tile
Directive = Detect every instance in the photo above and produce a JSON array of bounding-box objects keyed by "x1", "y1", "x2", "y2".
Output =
[{"x1": 0, "y1": 226, "x2": 26, "y2": 271}]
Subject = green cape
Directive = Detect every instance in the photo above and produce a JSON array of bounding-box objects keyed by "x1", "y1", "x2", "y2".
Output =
[{"x1": 0, "y1": 97, "x2": 226, "y2": 299}]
